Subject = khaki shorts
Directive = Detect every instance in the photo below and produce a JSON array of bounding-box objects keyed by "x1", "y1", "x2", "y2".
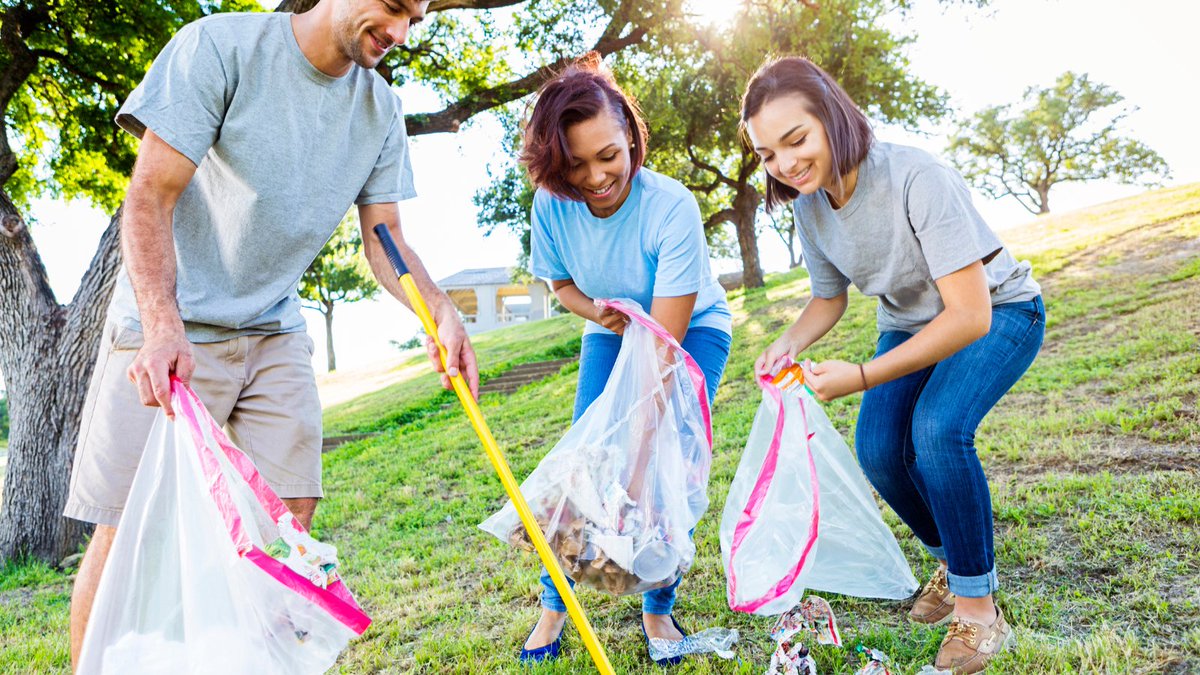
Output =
[{"x1": 65, "y1": 321, "x2": 324, "y2": 527}]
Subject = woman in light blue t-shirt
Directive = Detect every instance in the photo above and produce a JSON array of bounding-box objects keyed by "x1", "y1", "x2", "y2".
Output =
[
  {"x1": 742, "y1": 57, "x2": 1044, "y2": 674},
  {"x1": 516, "y1": 54, "x2": 732, "y2": 666}
]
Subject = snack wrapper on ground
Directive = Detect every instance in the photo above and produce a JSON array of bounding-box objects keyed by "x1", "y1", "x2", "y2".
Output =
[
  {"x1": 481, "y1": 299, "x2": 713, "y2": 596},
  {"x1": 766, "y1": 640, "x2": 818, "y2": 675},
  {"x1": 854, "y1": 645, "x2": 894, "y2": 675},
  {"x1": 770, "y1": 596, "x2": 842, "y2": 647}
]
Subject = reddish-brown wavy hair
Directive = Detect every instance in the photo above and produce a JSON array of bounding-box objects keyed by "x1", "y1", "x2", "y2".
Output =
[
  {"x1": 519, "y1": 52, "x2": 649, "y2": 201},
  {"x1": 741, "y1": 56, "x2": 874, "y2": 210}
]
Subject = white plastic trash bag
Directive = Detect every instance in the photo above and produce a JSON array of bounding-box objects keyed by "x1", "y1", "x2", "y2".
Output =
[
  {"x1": 78, "y1": 380, "x2": 370, "y2": 674},
  {"x1": 480, "y1": 298, "x2": 712, "y2": 595},
  {"x1": 721, "y1": 375, "x2": 918, "y2": 615}
]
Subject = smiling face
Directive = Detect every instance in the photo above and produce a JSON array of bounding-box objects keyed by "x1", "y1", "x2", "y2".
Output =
[
  {"x1": 745, "y1": 93, "x2": 838, "y2": 198},
  {"x1": 563, "y1": 107, "x2": 635, "y2": 218},
  {"x1": 333, "y1": 0, "x2": 428, "y2": 69}
]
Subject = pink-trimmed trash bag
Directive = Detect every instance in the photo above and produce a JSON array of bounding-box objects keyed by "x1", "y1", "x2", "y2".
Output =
[
  {"x1": 480, "y1": 298, "x2": 712, "y2": 596},
  {"x1": 721, "y1": 373, "x2": 918, "y2": 615},
  {"x1": 78, "y1": 380, "x2": 370, "y2": 674}
]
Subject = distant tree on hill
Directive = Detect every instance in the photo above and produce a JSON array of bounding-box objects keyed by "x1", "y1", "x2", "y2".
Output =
[
  {"x1": 299, "y1": 214, "x2": 380, "y2": 373},
  {"x1": 947, "y1": 71, "x2": 1170, "y2": 215}
]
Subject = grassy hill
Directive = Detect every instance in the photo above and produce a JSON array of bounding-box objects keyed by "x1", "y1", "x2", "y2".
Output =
[{"x1": 2, "y1": 183, "x2": 1198, "y2": 673}]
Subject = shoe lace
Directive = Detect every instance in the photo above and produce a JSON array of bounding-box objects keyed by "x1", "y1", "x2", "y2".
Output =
[
  {"x1": 945, "y1": 618, "x2": 979, "y2": 647},
  {"x1": 923, "y1": 568, "x2": 949, "y2": 597}
]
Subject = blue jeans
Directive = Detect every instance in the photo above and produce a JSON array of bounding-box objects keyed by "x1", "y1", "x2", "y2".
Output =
[
  {"x1": 540, "y1": 326, "x2": 732, "y2": 615},
  {"x1": 855, "y1": 297, "x2": 1044, "y2": 598}
]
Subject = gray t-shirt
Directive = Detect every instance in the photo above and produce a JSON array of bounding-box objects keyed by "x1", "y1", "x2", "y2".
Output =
[
  {"x1": 793, "y1": 142, "x2": 1041, "y2": 334},
  {"x1": 110, "y1": 12, "x2": 417, "y2": 342}
]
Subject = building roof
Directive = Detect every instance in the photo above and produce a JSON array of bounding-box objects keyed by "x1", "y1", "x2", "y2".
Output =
[{"x1": 437, "y1": 267, "x2": 513, "y2": 287}]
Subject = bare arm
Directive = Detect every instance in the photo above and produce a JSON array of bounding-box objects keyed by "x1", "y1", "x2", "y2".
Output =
[
  {"x1": 549, "y1": 278, "x2": 630, "y2": 334},
  {"x1": 649, "y1": 294, "x2": 697, "y2": 344},
  {"x1": 358, "y1": 202, "x2": 479, "y2": 399},
  {"x1": 754, "y1": 293, "x2": 849, "y2": 376},
  {"x1": 123, "y1": 129, "x2": 200, "y2": 419},
  {"x1": 803, "y1": 261, "x2": 992, "y2": 401}
]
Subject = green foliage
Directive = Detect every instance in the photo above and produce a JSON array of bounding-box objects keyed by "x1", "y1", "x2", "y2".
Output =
[
  {"x1": 0, "y1": 0, "x2": 263, "y2": 212},
  {"x1": 298, "y1": 212, "x2": 380, "y2": 314},
  {"x1": 946, "y1": 71, "x2": 1171, "y2": 215},
  {"x1": 0, "y1": 393, "x2": 7, "y2": 443}
]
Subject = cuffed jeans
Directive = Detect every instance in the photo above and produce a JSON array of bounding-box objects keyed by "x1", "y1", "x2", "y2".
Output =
[
  {"x1": 855, "y1": 297, "x2": 1045, "y2": 598},
  {"x1": 540, "y1": 326, "x2": 731, "y2": 615}
]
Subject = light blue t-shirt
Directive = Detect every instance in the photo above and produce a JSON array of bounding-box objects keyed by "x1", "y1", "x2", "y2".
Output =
[
  {"x1": 530, "y1": 168, "x2": 732, "y2": 336},
  {"x1": 109, "y1": 12, "x2": 416, "y2": 342}
]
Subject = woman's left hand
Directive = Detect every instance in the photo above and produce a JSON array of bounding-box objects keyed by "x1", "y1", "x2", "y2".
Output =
[{"x1": 801, "y1": 359, "x2": 865, "y2": 402}]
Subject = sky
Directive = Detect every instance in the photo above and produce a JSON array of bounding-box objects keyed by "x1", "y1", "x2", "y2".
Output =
[{"x1": 18, "y1": 0, "x2": 1200, "y2": 379}]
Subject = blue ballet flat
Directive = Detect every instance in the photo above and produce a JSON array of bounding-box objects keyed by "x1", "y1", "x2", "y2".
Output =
[
  {"x1": 518, "y1": 622, "x2": 563, "y2": 663},
  {"x1": 641, "y1": 615, "x2": 688, "y2": 666}
]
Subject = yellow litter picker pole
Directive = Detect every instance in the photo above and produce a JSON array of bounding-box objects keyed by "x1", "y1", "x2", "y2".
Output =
[{"x1": 372, "y1": 224, "x2": 615, "y2": 675}]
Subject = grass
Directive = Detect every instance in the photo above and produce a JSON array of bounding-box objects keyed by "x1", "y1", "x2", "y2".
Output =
[{"x1": 2, "y1": 183, "x2": 1199, "y2": 673}]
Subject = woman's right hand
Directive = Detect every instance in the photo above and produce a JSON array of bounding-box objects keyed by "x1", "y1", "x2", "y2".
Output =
[
  {"x1": 595, "y1": 305, "x2": 631, "y2": 335},
  {"x1": 755, "y1": 334, "x2": 798, "y2": 378}
]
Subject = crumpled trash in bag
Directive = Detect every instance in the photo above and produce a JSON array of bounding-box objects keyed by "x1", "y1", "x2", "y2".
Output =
[
  {"x1": 914, "y1": 666, "x2": 954, "y2": 675},
  {"x1": 770, "y1": 596, "x2": 842, "y2": 647},
  {"x1": 766, "y1": 640, "x2": 818, "y2": 675},
  {"x1": 265, "y1": 512, "x2": 341, "y2": 589},
  {"x1": 481, "y1": 299, "x2": 713, "y2": 596},
  {"x1": 854, "y1": 645, "x2": 893, "y2": 675},
  {"x1": 648, "y1": 627, "x2": 738, "y2": 662}
]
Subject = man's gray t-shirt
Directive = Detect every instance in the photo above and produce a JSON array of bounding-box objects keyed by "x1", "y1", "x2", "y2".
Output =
[
  {"x1": 792, "y1": 142, "x2": 1040, "y2": 334},
  {"x1": 110, "y1": 12, "x2": 417, "y2": 342}
]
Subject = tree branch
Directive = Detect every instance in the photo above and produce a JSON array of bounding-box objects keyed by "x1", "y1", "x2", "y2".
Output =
[
  {"x1": 428, "y1": 0, "x2": 528, "y2": 10},
  {"x1": 0, "y1": 7, "x2": 44, "y2": 186},
  {"x1": 703, "y1": 207, "x2": 737, "y2": 231},
  {"x1": 405, "y1": 5, "x2": 649, "y2": 135}
]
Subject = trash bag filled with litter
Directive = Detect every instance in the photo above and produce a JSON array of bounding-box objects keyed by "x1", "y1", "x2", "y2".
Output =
[{"x1": 481, "y1": 299, "x2": 713, "y2": 595}]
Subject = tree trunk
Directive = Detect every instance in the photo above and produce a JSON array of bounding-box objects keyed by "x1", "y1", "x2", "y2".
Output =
[
  {"x1": 0, "y1": 192, "x2": 121, "y2": 563},
  {"x1": 732, "y1": 184, "x2": 765, "y2": 288},
  {"x1": 1037, "y1": 185, "x2": 1051, "y2": 214},
  {"x1": 323, "y1": 302, "x2": 336, "y2": 373}
]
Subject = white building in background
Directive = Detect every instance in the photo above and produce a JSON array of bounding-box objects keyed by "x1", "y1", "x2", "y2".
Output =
[{"x1": 437, "y1": 267, "x2": 556, "y2": 335}]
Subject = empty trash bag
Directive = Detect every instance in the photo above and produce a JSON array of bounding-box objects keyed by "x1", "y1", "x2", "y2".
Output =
[
  {"x1": 721, "y1": 372, "x2": 918, "y2": 615},
  {"x1": 77, "y1": 380, "x2": 370, "y2": 674},
  {"x1": 480, "y1": 298, "x2": 713, "y2": 596}
]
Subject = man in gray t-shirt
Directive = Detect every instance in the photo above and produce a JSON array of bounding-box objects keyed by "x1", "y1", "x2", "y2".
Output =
[{"x1": 66, "y1": 1, "x2": 477, "y2": 666}]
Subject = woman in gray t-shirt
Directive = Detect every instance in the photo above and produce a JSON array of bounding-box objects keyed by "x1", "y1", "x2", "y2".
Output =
[{"x1": 741, "y1": 57, "x2": 1044, "y2": 673}]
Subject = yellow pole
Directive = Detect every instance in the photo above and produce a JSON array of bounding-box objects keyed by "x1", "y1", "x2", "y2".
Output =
[{"x1": 372, "y1": 225, "x2": 615, "y2": 675}]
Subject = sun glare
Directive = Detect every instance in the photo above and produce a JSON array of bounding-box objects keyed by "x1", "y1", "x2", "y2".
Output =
[{"x1": 686, "y1": 0, "x2": 743, "y2": 26}]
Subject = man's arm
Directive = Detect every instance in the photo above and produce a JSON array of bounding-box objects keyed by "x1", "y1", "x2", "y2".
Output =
[
  {"x1": 123, "y1": 129, "x2": 200, "y2": 419},
  {"x1": 358, "y1": 202, "x2": 479, "y2": 400}
]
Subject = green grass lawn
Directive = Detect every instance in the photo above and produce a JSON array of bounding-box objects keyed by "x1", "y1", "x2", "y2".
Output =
[{"x1": 2, "y1": 184, "x2": 1198, "y2": 673}]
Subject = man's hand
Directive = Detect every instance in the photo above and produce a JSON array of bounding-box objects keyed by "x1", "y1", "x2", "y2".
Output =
[
  {"x1": 424, "y1": 309, "x2": 479, "y2": 400},
  {"x1": 800, "y1": 359, "x2": 863, "y2": 402},
  {"x1": 126, "y1": 329, "x2": 195, "y2": 420},
  {"x1": 596, "y1": 305, "x2": 631, "y2": 335}
]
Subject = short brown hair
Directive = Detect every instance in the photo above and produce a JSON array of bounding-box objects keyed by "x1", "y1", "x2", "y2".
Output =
[
  {"x1": 741, "y1": 56, "x2": 874, "y2": 210},
  {"x1": 519, "y1": 52, "x2": 649, "y2": 201}
]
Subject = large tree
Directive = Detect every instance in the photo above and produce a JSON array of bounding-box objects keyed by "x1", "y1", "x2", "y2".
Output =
[
  {"x1": 0, "y1": 0, "x2": 678, "y2": 563},
  {"x1": 298, "y1": 213, "x2": 379, "y2": 372},
  {"x1": 946, "y1": 71, "x2": 1170, "y2": 215},
  {"x1": 475, "y1": 0, "x2": 963, "y2": 288}
]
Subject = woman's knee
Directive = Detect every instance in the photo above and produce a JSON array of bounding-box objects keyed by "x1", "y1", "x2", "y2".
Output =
[{"x1": 910, "y1": 411, "x2": 974, "y2": 462}]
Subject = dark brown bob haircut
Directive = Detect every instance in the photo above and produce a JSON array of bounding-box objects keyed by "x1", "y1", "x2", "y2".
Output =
[
  {"x1": 740, "y1": 56, "x2": 874, "y2": 210},
  {"x1": 519, "y1": 52, "x2": 649, "y2": 201}
]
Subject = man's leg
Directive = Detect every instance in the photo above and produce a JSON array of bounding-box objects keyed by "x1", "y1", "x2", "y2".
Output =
[
  {"x1": 69, "y1": 525, "x2": 116, "y2": 671},
  {"x1": 282, "y1": 498, "x2": 319, "y2": 531}
]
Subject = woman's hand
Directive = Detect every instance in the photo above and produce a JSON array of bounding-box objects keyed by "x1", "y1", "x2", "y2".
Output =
[
  {"x1": 801, "y1": 359, "x2": 865, "y2": 402},
  {"x1": 595, "y1": 305, "x2": 631, "y2": 335},
  {"x1": 754, "y1": 334, "x2": 798, "y2": 378}
]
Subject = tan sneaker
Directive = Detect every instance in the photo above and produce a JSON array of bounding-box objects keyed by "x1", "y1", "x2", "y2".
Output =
[
  {"x1": 934, "y1": 605, "x2": 1014, "y2": 674},
  {"x1": 909, "y1": 567, "x2": 955, "y2": 625}
]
